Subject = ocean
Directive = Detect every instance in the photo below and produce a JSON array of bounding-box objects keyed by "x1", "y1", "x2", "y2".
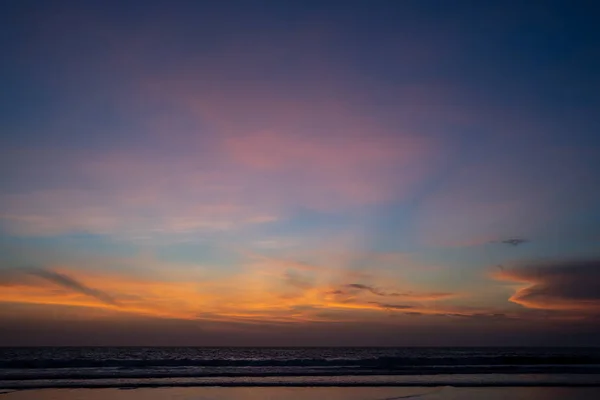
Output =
[{"x1": 1, "y1": 347, "x2": 600, "y2": 390}]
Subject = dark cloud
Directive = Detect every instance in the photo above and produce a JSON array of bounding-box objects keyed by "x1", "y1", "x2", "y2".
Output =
[
  {"x1": 345, "y1": 283, "x2": 453, "y2": 300},
  {"x1": 495, "y1": 259, "x2": 600, "y2": 311},
  {"x1": 369, "y1": 303, "x2": 508, "y2": 319},
  {"x1": 23, "y1": 267, "x2": 120, "y2": 306},
  {"x1": 498, "y1": 238, "x2": 529, "y2": 246},
  {"x1": 445, "y1": 312, "x2": 508, "y2": 320},
  {"x1": 369, "y1": 302, "x2": 414, "y2": 310},
  {"x1": 346, "y1": 283, "x2": 387, "y2": 296},
  {"x1": 388, "y1": 291, "x2": 455, "y2": 300}
]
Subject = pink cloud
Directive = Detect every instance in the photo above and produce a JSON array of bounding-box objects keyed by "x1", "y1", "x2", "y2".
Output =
[
  {"x1": 1, "y1": 18, "x2": 454, "y2": 238},
  {"x1": 1, "y1": 88, "x2": 441, "y2": 238},
  {"x1": 223, "y1": 130, "x2": 433, "y2": 210}
]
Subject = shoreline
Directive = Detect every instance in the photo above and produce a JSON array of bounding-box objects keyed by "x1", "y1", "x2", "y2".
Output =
[
  {"x1": 4, "y1": 383, "x2": 600, "y2": 389},
  {"x1": 3, "y1": 386, "x2": 600, "y2": 400}
]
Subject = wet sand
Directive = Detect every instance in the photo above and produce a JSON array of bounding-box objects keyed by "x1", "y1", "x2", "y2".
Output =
[{"x1": 2, "y1": 387, "x2": 600, "y2": 400}]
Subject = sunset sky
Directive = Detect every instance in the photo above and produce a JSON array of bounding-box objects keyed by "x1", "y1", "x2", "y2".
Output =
[{"x1": 1, "y1": 0, "x2": 600, "y2": 346}]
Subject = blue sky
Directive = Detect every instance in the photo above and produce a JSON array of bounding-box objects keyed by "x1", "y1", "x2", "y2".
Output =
[{"x1": 1, "y1": 0, "x2": 600, "y2": 345}]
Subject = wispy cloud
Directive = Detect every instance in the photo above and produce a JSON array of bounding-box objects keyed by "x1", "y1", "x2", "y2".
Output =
[
  {"x1": 0, "y1": 267, "x2": 120, "y2": 307},
  {"x1": 24, "y1": 267, "x2": 120, "y2": 306},
  {"x1": 346, "y1": 283, "x2": 388, "y2": 296},
  {"x1": 0, "y1": 255, "x2": 480, "y2": 326},
  {"x1": 345, "y1": 283, "x2": 455, "y2": 301},
  {"x1": 368, "y1": 302, "x2": 415, "y2": 310},
  {"x1": 0, "y1": 16, "x2": 443, "y2": 239}
]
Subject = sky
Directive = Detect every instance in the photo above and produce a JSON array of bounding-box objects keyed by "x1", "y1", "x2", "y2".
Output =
[{"x1": 1, "y1": 0, "x2": 600, "y2": 346}]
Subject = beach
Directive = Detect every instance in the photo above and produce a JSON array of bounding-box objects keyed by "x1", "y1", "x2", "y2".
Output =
[{"x1": 3, "y1": 387, "x2": 600, "y2": 400}]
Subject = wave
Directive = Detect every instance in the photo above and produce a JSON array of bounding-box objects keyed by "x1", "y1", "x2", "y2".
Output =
[
  {"x1": 2, "y1": 374, "x2": 600, "y2": 390},
  {"x1": 2, "y1": 355, "x2": 599, "y2": 370},
  {"x1": 3, "y1": 367, "x2": 600, "y2": 381}
]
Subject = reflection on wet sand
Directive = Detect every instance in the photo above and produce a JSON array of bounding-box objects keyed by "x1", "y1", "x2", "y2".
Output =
[{"x1": 3, "y1": 387, "x2": 600, "y2": 400}]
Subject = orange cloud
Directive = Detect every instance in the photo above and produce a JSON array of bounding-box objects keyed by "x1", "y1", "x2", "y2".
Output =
[
  {"x1": 0, "y1": 267, "x2": 209, "y2": 320},
  {"x1": 0, "y1": 253, "x2": 479, "y2": 326}
]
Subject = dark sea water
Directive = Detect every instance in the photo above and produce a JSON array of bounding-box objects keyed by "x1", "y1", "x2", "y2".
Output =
[{"x1": 1, "y1": 347, "x2": 600, "y2": 389}]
